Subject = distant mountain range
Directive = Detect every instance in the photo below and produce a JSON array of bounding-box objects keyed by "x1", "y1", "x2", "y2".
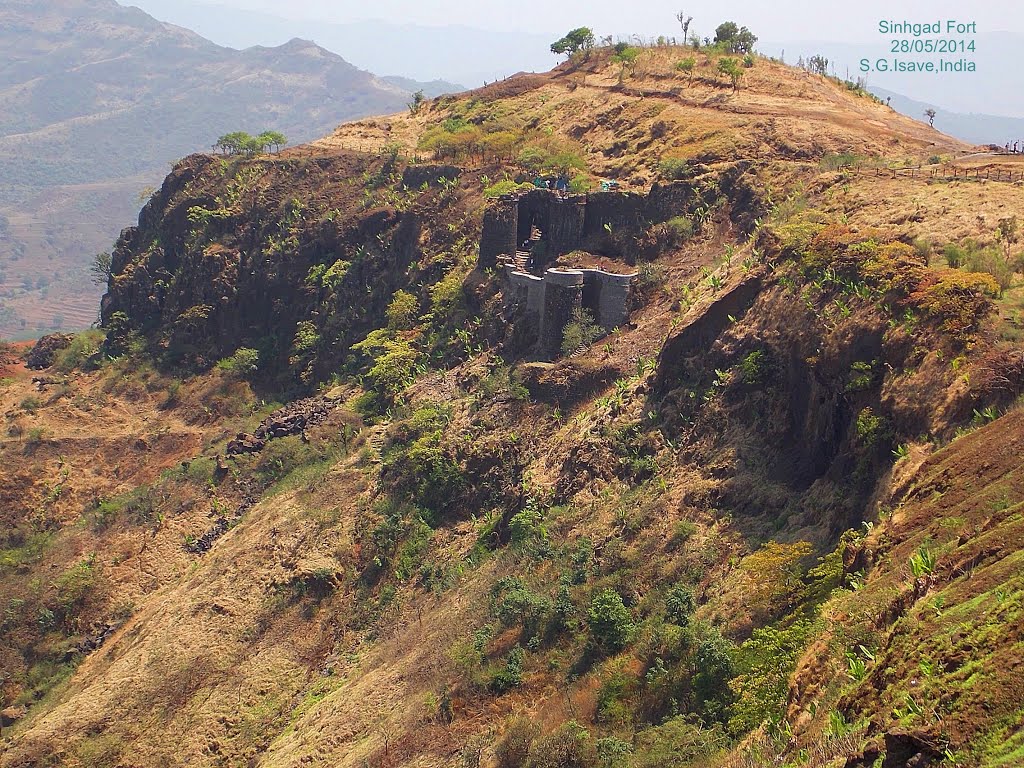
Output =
[
  {"x1": 126, "y1": 0, "x2": 556, "y2": 86},
  {"x1": 869, "y1": 88, "x2": 1024, "y2": 146},
  {"x1": 0, "y1": 0, "x2": 450, "y2": 339}
]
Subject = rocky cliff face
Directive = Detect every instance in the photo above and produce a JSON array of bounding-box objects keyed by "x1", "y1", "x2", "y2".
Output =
[{"x1": 102, "y1": 152, "x2": 455, "y2": 384}]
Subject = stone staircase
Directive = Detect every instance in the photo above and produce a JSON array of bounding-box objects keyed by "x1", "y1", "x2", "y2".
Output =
[{"x1": 510, "y1": 226, "x2": 544, "y2": 272}]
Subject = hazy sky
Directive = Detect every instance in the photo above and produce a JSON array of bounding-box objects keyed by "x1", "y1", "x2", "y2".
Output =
[{"x1": 202, "y1": 0, "x2": 1021, "y2": 39}]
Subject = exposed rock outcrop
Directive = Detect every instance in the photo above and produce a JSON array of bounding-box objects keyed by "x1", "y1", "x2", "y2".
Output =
[{"x1": 25, "y1": 333, "x2": 74, "y2": 369}]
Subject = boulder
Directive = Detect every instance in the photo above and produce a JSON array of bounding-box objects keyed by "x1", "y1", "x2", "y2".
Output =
[{"x1": 25, "y1": 333, "x2": 74, "y2": 369}]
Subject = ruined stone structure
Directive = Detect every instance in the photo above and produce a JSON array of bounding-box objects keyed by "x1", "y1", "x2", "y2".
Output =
[
  {"x1": 482, "y1": 182, "x2": 721, "y2": 359},
  {"x1": 505, "y1": 266, "x2": 637, "y2": 359},
  {"x1": 478, "y1": 182, "x2": 701, "y2": 270}
]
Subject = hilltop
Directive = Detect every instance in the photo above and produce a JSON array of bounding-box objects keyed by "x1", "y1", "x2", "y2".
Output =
[{"x1": 1, "y1": 42, "x2": 1023, "y2": 768}]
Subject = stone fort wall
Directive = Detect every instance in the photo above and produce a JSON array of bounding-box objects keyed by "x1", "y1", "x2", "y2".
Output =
[
  {"x1": 506, "y1": 266, "x2": 637, "y2": 360},
  {"x1": 478, "y1": 181, "x2": 698, "y2": 269}
]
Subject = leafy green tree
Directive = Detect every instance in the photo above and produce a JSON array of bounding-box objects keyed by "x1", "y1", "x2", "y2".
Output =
[
  {"x1": 588, "y1": 589, "x2": 634, "y2": 653},
  {"x1": 551, "y1": 27, "x2": 596, "y2": 60},
  {"x1": 717, "y1": 57, "x2": 744, "y2": 90},
  {"x1": 612, "y1": 45, "x2": 642, "y2": 80},
  {"x1": 713, "y1": 22, "x2": 757, "y2": 54},
  {"x1": 665, "y1": 584, "x2": 695, "y2": 625},
  {"x1": 215, "y1": 131, "x2": 251, "y2": 155},
  {"x1": 257, "y1": 130, "x2": 287, "y2": 153},
  {"x1": 691, "y1": 625, "x2": 736, "y2": 723},
  {"x1": 714, "y1": 22, "x2": 739, "y2": 45},
  {"x1": 676, "y1": 56, "x2": 696, "y2": 82}
]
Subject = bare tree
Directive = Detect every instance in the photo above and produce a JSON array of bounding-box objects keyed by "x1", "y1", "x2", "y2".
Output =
[
  {"x1": 676, "y1": 11, "x2": 693, "y2": 41},
  {"x1": 924, "y1": 108, "x2": 937, "y2": 127}
]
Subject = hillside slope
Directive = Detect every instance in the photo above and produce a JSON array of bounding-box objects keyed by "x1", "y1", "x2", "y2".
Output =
[
  {"x1": 2, "y1": 46, "x2": 1023, "y2": 768},
  {"x1": 0, "y1": 0, "x2": 412, "y2": 340}
]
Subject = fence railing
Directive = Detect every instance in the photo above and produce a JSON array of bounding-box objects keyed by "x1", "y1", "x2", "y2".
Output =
[{"x1": 837, "y1": 163, "x2": 1024, "y2": 183}]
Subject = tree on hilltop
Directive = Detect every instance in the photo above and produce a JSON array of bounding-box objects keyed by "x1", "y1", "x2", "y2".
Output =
[
  {"x1": 256, "y1": 131, "x2": 287, "y2": 153},
  {"x1": 714, "y1": 22, "x2": 757, "y2": 54},
  {"x1": 551, "y1": 28, "x2": 596, "y2": 60},
  {"x1": 676, "y1": 11, "x2": 693, "y2": 41},
  {"x1": 215, "y1": 130, "x2": 287, "y2": 156},
  {"x1": 408, "y1": 89, "x2": 425, "y2": 115},
  {"x1": 215, "y1": 131, "x2": 251, "y2": 155},
  {"x1": 612, "y1": 45, "x2": 642, "y2": 81},
  {"x1": 924, "y1": 108, "x2": 936, "y2": 127},
  {"x1": 806, "y1": 54, "x2": 829, "y2": 75}
]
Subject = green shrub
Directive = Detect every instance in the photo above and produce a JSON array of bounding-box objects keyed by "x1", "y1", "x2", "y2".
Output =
[
  {"x1": 254, "y1": 435, "x2": 321, "y2": 485},
  {"x1": 527, "y1": 721, "x2": 597, "y2": 768},
  {"x1": 665, "y1": 584, "x2": 696, "y2": 625},
  {"x1": 20, "y1": 396, "x2": 41, "y2": 413},
  {"x1": 429, "y1": 270, "x2": 465, "y2": 315},
  {"x1": 738, "y1": 349, "x2": 770, "y2": 386},
  {"x1": 386, "y1": 290, "x2": 419, "y2": 329},
  {"x1": 647, "y1": 216, "x2": 695, "y2": 254},
  {"x1": 53, "y1": 329, "x2": 105, "y2": 372},
  {"x1": 587, "y1": 589, "x2": 634, "y2": 653},
  {"x1": 393, "y1": 517, "x2": 433, "y2": 581},
  {"x1": 480, "y1": 366, "x2": 530, "y2": 401},
  {"x1": 854, "y1": 407, "x2": 892, "y2": 451},
  {"x1": 845, "y1": 360, "x2": 875, "y2": 392},
  {"x1": 384, "y1": 430, "x2": 464, "y2": 515},
  {"x1": 509, "y1": 502, "x2": 548, "y2": 551},
  {"x1": 353, "y1": 331, "x2": 421, "y2": 400},
  {"x1": 490, "y1": 646, "x2": 526, "y2": 692},
  {"x1": 659, "y1": 157, "x2": 692, "y2": 181},
  {"x1": 963, "y1": 243, "x2": 1015, "y2": 293},
  {"x1": 595, "y1": 662, "x2": 637, "y2": 725},
  {"x1": 561, "y1": 308, "x2": 603, "y2": 356},
  {"x1": 495, "y1": 718, "x2": 538, "y2": 768},
  {"x1": 631, "y1": 716, "x2": 727, "y2": 768},
  {"x1": 820, "y1": 153, "x2": 860, "y2": 171},
  {"x1": 492, "y1": 576, "x2": 552, "y2": 638},
  {"x1": 943, "y1": 242, "x2": 967, "y2": 268},
  {"x1": 90, "y1": 485, "x2": 157, "y2": 530},
  {"x1": 485, "y1": 179, "x2": 534, "y2": 198},
  {"x1": 595, "y1": 737, "x2": 632, "y2": 766},
  {"x1": 690, "y1": 624, "x2": 736, "y2": 723},
  {"x1": 670, "y1": 520, "x2": 698, "y2": 546},
  {"x1": 215, "y1": 347, "x2": 260, "y2": 378},
  {"x1": 570, "y1": 175, "x2": 591, "y2": 193},
  {"x1": 51, "y1": 554, "x2": 98, "y2": 627},
  {"x1": 728, "y1": 620, "x2": 814, "y2": 735}
]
